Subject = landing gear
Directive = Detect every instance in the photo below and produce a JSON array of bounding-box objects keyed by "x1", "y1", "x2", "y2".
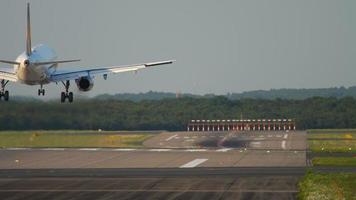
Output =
[
  {"x1": 60, "y1": 80, "x2": 73, "y2": 103},
  {"x1": 38, "y1": 84, "x2": 45, "y2": 96},
  {"x1": 0, "y1": 80, "x2": 9, "y2": 101}
]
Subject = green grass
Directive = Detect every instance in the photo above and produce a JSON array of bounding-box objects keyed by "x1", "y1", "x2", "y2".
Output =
[
  {"x1": 308, "y1": 129, "x2": 356, "y2": 134},
  {"x1": 0, "y1": 131, "x2": 155, "y2": 148},
  {"x1": 298, "y1": 171, "x2": 356, "y2": 200},
  {"x1": 308, "y1": 133, "x2": 356, "y2": 140},
  {"x1": 309, "y1": 140, "x2": 356, "y2": 153},
  {"x1": 308, "y1": 129, "x2": 356, "y2": 153},
  {"x1": 312, "y1": 157, "x2": 356, "y2": 167}
]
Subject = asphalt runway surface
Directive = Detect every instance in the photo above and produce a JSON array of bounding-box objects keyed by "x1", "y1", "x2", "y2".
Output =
[
  {"x1": 0, "y1": 168, "x2": 304, "y2": 200},
  {"x1": 0, "y1": 131, "x2": 307, "y2": 200}
]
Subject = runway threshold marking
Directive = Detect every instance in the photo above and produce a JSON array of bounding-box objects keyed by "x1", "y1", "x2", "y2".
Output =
[
  {"x1": 180, "y1": 158, "x2": 208, "y2": 168},
  {"x1": 165, "y1": 134, "x2": 178, "y2": 141}
]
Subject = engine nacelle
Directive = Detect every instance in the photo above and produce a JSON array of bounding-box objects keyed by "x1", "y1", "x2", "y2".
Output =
[{"x1": 75, "y1": 76, "x2": 94, "y2": 92}]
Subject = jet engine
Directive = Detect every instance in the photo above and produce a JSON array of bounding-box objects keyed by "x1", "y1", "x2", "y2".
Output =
[{"x1": 75, "y1": 76, "x2": 94, "y2": 92}]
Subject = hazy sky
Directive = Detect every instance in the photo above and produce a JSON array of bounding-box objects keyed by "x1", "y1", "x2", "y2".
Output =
[{"x1": 0, "y1": 0, "x2": 355, "y2": 98}]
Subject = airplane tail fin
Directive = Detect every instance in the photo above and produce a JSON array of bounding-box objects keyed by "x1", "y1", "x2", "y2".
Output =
[{"x1": 26, "y1": 3, "x2": 32, "y2": 56}]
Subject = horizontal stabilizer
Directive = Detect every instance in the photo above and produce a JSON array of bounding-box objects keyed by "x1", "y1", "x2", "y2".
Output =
[
  {"x1": 33, "y1": 59, "x2": 81, "y2": 66},
  {"x1": 0, "y1": 60, "x2": 21, "y2": 65}
]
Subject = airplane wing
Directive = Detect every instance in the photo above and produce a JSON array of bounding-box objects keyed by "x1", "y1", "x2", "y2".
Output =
[
  {"x1": 50, "y1": 60, "x2": 174, "y2": 82},
  {"x1": 0, "y1": 67, "x2": 17, "y2": 82}
]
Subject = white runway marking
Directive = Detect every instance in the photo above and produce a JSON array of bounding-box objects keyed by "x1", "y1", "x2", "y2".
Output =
[
  {"x1": 281, "y1": 141, "x2": 286, "y2": 149},
  {"x1": 216, "y1": 148, "x2": 232, "y2": 152},
  {"x1": 112, "y1": 149, "x2": 136, "y2": 151},
  {"x1": 149, "y1": 149, "x2": 171, "y2": 152},
  {"x1": 44, "y1": 148, "x2": 65, "y2": 151},
  {"x1": 185, "y1": 149, "x2": 207, "y2": 152},
  {"x1": 250, "y1": 142, "x2": 261, "y2": 145},
  {"x1": 165, "y1": 134, "x2": 178, "y2": 141},
  {"x1": 5, "y1": 148, "x2": 30, "y2": 150},
  {"x1": 276, "y1": 135, "x2": 282, "y2": 138},
  {"x1": 180, "y1": 158, "x2": 208, "y2": 168},
  {"x1": 267, "y1": 135, "x2": 272, "y2": 138},
  {"x1": 283, "y1": 134, "x2": 288, "y2": 139},
  {"x1": 184, "y1": 136, "x2": 190, "y2": 139},
  {"x1": 78, "y1": 148, "x2": 99, "y2": 151}
]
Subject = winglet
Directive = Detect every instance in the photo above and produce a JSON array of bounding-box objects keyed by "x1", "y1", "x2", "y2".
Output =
[{"x1": 26, "y1": 3, "x2": 32, "y2": 56}]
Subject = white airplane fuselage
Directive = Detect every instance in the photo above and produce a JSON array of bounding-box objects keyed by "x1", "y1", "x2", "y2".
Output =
[
  {"x1": 14, "y1": 44, "x2": 57, "y2": 85},
  {"x1": 0, "y1": 3, "x2": 173, "y2": 102}
]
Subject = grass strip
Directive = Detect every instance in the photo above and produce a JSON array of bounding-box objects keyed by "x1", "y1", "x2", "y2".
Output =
[
  {"x1": 312, "y1": 157, "x2": 356, "y2": 167},
  {"x1": 298, "y1": 171, "x2": 356, "y2": 200},
  {"x1": 0, "y1": 131, "x2": 154, "y2": 148}
]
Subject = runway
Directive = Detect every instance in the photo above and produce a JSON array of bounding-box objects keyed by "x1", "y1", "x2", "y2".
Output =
[
  {"x1": 0, "y1": 131, "x2": 307, "y2": 199},
  {"x1": 0, "y1": 168, "x2": 303, "y2": 200}
]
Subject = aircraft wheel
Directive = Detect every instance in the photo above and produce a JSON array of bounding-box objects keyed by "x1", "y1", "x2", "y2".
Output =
[
  {"x1": 4, "y1": 91, "x2": 9, "y2": 101},
  {"x1": 61, "y1": 92, "x2": 66, "y2": 103},
  {"x1": 68, "y1": 92, "x2": 73, "y2": 103}
]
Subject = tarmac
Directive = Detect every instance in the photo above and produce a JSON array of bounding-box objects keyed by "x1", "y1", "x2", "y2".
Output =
[{"x1": 0, "y1": 130, "x2": 308, "y2": 200}]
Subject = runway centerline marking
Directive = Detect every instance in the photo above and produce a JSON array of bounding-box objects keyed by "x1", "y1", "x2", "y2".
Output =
[
  {"x1": 78, "y1": 148, "x2": 99, "y2": 151},
  {"x1": 216, "y1": 148, "x2": 232, "y2": 152},
  {"x1": 5, "y1": 148, "x2": 30, "y2": 150},
  {"x1": 185, "y1": 149, "x2": 207, "y2": 152},
  {"x1": 44, "y1": 148, "x2": 65, "y2": 151},
  {"x1": 284, "y1": 134, "x2": 288, "y2": 139},
  {"x1": 149, "y1": 149, "x2": 171, "y2": 152},
  {"x1": 180, "y1": 158, "x2": 208, "y2": 168},
  {"x1": 165, "y1": 134, "x2": 178, "y2": 141},
  {"x1": 112, "y1": 149, "x2": 136, "y2": 151}
]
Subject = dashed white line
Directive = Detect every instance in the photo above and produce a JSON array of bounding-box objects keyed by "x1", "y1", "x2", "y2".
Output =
[
  {"x1": 185, "y1": 149, "x2": 207, "y2": 152},
  {"x1": 216, "y1": 148, "x2": 232, "y2": 152},
  {"x1": 5, "y1": 148, "x2": 30, "y2": 150},
  {"x1": 112, "y1": 148, "x2": 137, "y2": 151},
  {"x1": 149, "y1": 149, "x2": 171, "y2": 152},
  {"x1": 78, "y1": 148, "x2": 99, "y2": 151},
  {"x1": 165, "y1": 134, "x2": 178, "y2": 141},
  {"x1": 283, "y1": 134, "x2": 288, "y2": 139},
  {"x1": 44, "y1": 148, "x2": 65, "y2": 151},
  {"x1": 180, "y1": 158, "x2": 208, "y2": 168}
]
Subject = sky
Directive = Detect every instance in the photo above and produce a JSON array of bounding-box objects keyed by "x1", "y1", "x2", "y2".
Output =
[{"x1": 0, "y1": 0, "x2": 355, "y2": 98}]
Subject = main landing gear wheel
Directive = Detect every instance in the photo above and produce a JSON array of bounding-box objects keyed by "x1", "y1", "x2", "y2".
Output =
[
  {"x1": 60, "y1": 80, "x2": 74, "y2": 103},
  {"x1": 0, "y1": 90, "x2": 9, "y2": 101},
  {"x1": 38, "y1": 84, "x2": 45, "y2": 96},
  {"x1": 38, "y1": 89, "x2": 45, "y2": 96},
  {"x1": 0, "y1": 80, "x2": 9, "y2": 102}
]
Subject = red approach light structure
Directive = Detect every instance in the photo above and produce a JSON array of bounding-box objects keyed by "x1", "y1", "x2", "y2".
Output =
[{"x1": 187, "y1": 119, "x2": 296, "y2": 132}]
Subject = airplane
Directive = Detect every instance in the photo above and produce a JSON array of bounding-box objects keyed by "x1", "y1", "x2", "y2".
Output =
[{"x1": 0, "y1": 3, "x2": 174, "y2": 103}]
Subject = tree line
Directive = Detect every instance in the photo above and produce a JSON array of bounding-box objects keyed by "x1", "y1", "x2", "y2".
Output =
[{"x1": 1, "y1": 96, "x2": 356, "y2": 130}]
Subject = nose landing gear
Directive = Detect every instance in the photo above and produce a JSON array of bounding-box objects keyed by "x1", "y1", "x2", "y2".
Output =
[
  {"x1": 60, "y1": 80, "x2": 73, "y2": 103},
  {"x1": 0, "y1": 80, "x2": 9, "y2": 101}
]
